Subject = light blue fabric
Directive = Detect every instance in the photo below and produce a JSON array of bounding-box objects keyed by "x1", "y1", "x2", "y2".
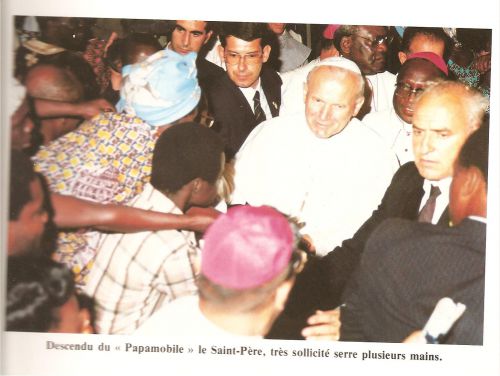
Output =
[{"x1": 117, "y1": 49, "x2": 200, "y2": 126}]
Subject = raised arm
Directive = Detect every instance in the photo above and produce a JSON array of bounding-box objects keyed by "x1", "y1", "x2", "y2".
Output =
[{"x1": 33, "y1": 98, "x2": 115, "y2": 120}]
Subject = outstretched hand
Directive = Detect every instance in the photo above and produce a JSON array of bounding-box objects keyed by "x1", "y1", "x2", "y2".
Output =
[
  {"x1": 185, "y1": 206, "x2": 222, "y2": 233},
  {"x1": 79, "y1": 98, "x2": 115, "y2": 119},
  {"x1": 301, "y1": 308, "x2": 341, "y2": 340}
]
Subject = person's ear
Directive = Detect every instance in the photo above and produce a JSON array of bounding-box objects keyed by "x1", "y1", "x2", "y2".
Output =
[
  {"x1": 273, "y1": 279, "x2": 294, "y2": 312},
  {"x1": 398, "y1": 51, "x2": 408, "y2": 64},
  {"x1": 192, "y1": 177, "x2": 202, "y2": 194},
  {"x1": 218, "y1": 44, "x2": 225, "y2": 63},
  {"x1": 79, "y1": 308, "x2": 93, "y2": 334},
  {"x1": 460, "y1": 166, "x2": 485, "y2": 199},
  {"x1": 352, "y1": 95, "x2": 365, "y2": 117},
  {"x1": 303, "y1": 81, "x2": 309, "y2": 104},
  {"x1": 262, "y1": 45, "x2": 271, "y2": 63},
  {"x1": 204, "y1": 30, "x2": 213, "y2": 45},
  {"x1": 340, "y1": 35, "x2": 353, "y2": 56}
]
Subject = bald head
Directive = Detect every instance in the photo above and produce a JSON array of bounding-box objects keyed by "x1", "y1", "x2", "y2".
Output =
[
  {"x1": 25, "y1": 64, "x2": 84, "y2": 102},
  {"x1": 412, "y1": 81, "x2": 488, "y2": 181}
]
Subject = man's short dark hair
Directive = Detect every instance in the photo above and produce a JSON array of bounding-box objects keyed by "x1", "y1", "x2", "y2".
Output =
[
  {"x1": 401, "y1": 27, "x2": 453, "y2": 61},
  {"x1": 220, "y1": 22, "x2": 271, "y2": 48},
  {"x1": 151, "y1": 122, "x2": 224, "y2": 193},
  {"x1": 9, "y1": 150, "x2": 37, "y2": 221},
  {"x1": 458, "y1": 119, "x2": 489, "y2": 184}
]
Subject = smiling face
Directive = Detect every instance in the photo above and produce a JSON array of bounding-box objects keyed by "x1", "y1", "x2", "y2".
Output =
[
  {"x1": 219, "y1": 36, "x2": 270, "y2": 89},
  {"x1": 393, "y1": 59, "x2": 445, "y2": 124},
  {"x1": 412, "y1": 93, "x2": 476, "y2": 181},
  {"x1": 304, "y1": 66, "x2": 364, "y2": 138},
  {"x1": 171, "y1": 20, "x2": 212, "y2": 55}
]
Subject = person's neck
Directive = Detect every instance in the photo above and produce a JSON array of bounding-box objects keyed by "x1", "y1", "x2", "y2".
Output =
[
  {"x1": 164, "y1": 189, "x2": 189, "y2": 214},
  {"x1": 199, "y1": 299, "x2": 271, "y2": 337}
]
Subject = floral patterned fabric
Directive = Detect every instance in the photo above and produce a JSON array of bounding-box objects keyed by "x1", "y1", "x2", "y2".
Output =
[{"x1": 33, "y1": 111, "x2": 158, "y2": 287}]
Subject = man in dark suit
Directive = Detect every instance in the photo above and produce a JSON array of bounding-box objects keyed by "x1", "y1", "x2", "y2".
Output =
[
  {"x1": 290, "y1": 80, "x2": 488, "y2": 341},
  {"x1": 340, "y1": 123, "x2": 489, "y2": 344},
  {"x1": 316, "y1": 80, "x2": 489, "y2": 308},
  {"x1": 206, "y1": 22, "x2": 282, "y2": 159}
]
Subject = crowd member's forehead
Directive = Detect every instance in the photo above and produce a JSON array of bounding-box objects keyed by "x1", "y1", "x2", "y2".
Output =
[
  {"x1": 397, "y1": 58, "x2": 444, "y2": 82},
  {"x1": 357, "y1": 25, "x2": 388, "y2": 37}
]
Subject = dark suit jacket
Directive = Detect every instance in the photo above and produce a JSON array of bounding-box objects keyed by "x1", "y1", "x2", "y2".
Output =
[
  {"x1": 206, "y1": 64, "x2": 282, "y2": 159},
  {"x1": 196, "y1": 57, "x2": 225, "y2": 90},
  {"x1": 340, "y1": 217, "x2": 486, "y2": 344},
  {"x1": 267, "y1": 162, "x2": 449, "y2": 340},
  {"x1": 320, "y1": 161, "x2": 450, "y2": 306}
]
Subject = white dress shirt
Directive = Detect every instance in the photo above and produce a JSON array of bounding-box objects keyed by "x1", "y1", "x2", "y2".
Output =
[
  {"x1": 362, "y1": 108, "x2": 414, "y2": 165},
  {"x1": 365, "y1": 71, "x2": 397, "y2": 114}
]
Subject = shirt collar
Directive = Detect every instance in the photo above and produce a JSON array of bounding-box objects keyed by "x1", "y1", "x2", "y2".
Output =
[
  {"x1": 423, "y1": 177, "x2": 452, "y2": 196},
  {"x1": 467, "y1": 215, "x2": 487, "y2": 224},
  {"x1": 239, "y1": 78, "x2": 262, "y2": 102}
]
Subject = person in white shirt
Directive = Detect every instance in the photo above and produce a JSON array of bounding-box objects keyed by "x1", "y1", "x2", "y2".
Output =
[
  {"x1": 136, "y1": 205, "x2": 306, "y2": 338},
  {"x1": 85, "y1": 123, "x2": 225, "y2": 334},
  {"x1": 267, "y1": 23, "x2": 311, "y2": 73},
  {"x1": 334, "y1": 25, "x2": 396, "y2": 118},
  {"x1": 362, "y1": 52, "x2": 449, "y2": 165},
  {"x1": 231, "y1": 57, "x2": 398, "y2": 256}
]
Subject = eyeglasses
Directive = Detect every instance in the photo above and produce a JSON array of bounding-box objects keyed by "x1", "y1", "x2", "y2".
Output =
[
  {"x1": 395, "y1": 82, "x2": 427, "y2": 98},
  {"x1": 354, "y1": 34, "x2": 393, "y2": 50},
  {"x1": 224, "y1": 51, "x2": 263, "y2": 66}
]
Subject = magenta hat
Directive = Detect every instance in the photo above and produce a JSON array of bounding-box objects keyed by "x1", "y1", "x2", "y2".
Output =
[
  {"x1": 407, "y1": 51, "x2": 449, "y2": 76},
  {"x1": 323, "y1": 24, "x2": 340, "y2": 40},
  {"x1": 201, "y1": 205, "x2": 294, "y2": 290}
]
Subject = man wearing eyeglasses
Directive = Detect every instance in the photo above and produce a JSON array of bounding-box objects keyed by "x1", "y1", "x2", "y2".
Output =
[
  {"x1": 206, "y1": 22, "x2": 282, "y2": 160},
  {"x1": 362, "y1": 52, "x2": 448, "y2": 165},
  {"x1": 334, "y1": 25, "x2": 396, "y2": 118}
]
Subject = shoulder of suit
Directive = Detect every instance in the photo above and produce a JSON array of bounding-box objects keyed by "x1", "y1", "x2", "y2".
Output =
[
  {"x1": 394, "y1": 161, "x2": 420, "y2": 179},
  {"x1": 261, "y1": 64, "x2": 283, "y2": 86}
]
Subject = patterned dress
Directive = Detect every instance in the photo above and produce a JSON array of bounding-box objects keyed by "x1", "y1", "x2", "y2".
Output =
[{"x1": 33, "y1": 111, "x2": 158, "y2": 287}]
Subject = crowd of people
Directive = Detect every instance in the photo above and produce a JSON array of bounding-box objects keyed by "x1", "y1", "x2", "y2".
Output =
[{"x1": 6, "y1": 17, "x2": 491, "y2": 345}]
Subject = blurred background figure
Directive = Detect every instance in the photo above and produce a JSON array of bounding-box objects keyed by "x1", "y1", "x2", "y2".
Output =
[
  {"x1": 6, "y1": 255, "x2": 94, "y2": 334},
  {"x1": 267, "y1": 23, "x2": 311, "y2": 73}
]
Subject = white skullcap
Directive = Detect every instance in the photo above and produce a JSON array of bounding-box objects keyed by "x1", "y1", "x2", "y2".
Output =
[{"x1": 316, "y1": 56, "x2": 362, "y2": 76}]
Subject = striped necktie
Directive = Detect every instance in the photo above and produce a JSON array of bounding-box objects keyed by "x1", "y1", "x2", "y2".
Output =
[{"x1": 253, "y1": 90, "x2": 266, "y2": 125}]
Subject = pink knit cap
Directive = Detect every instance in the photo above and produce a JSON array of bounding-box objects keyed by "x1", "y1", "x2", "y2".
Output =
[
  {"x1": 201, "y1": 205, "x2": 294, "y2": 290},
  {"x1": 407, "y1": 51, "x2": 449, "y2": 76}
]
